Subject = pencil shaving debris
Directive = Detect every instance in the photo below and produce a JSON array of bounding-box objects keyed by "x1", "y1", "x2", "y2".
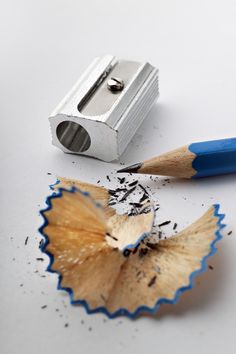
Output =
[{"x1": 39, "y1": 177, "x2": 225, "y2": 318}]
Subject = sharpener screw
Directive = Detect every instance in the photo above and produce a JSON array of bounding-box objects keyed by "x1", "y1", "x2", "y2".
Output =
[{"x1": 107, "y1": 77, "x2": 124, "y2": 92}]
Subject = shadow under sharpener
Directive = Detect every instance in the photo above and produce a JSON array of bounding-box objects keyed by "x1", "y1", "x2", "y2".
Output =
[{"x1": 49, "y1": 55, "x2": 159, "y2": 162}]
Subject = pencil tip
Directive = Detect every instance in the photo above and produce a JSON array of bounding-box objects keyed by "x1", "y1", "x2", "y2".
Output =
[{"x1": 117, "y1": 162, "x2": 142, "y2": 174}]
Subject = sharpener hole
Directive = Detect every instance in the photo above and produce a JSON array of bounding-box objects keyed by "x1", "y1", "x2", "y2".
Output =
[{"x1": 56, "y1": 121, "x2": 91, "y2": 153}]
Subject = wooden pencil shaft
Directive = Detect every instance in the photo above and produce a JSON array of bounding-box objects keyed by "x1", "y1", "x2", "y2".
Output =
[{"x1": 139, "y1": 145, "x2": 195, "y2": 178}]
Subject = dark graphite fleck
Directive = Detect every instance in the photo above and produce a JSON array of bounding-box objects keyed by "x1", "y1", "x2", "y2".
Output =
[
  {"x1": 106, "y1": 233, "x2": 118, "y2": 241},
  {"x1": 129, "y1": 202, "x2": 143, "y2": 208},
  {"x1": 148, "y1": 275, "x2": 157, "y2": 287},
  {"x1": 118, "y1": 177, "x2": 126, "y2": 184},
  {"x1": 138, "y1": 184, "x2": 148, "y2": 195},
  {"x1": 109, "y1": 188, "x2": 127, "y2": 196},
  {"x1": 139, "y1": 193, "x2": 149, "y2": 203},
  {"x1": 158, "y1": 220, "x2": 171, "y2": 227},
  {"x1": 128, "y1": 180, "x2": 138, "y2": 187},
  {"x1": 108, "y1": 189, "x2": 117, "y2": 196},
  {"x1": 119, "y1": 186, "x2": 136, "y2": 202},
  {"x1": 128, "y1": 208, "x2": 138, "y2": 216}
]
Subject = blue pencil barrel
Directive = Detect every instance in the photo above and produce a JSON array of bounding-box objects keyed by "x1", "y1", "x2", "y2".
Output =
[{"x1": 189, "y1": 137, "x2": 236, "y2": 178}]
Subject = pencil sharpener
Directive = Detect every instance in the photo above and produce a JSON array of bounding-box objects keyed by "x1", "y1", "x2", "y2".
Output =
[{"x1": 49, "y1": 55, "x2": 159, "y2": 162}]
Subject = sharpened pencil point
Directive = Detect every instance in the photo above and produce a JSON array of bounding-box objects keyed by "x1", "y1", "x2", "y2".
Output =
[{"x1": 117, "y1": 162, "x2": 142, "y2": 174}]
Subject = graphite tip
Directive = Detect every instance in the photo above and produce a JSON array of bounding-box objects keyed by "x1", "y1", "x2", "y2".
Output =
[{"x1": 117, "y1": 162, "x2": 142, "y2": 174}]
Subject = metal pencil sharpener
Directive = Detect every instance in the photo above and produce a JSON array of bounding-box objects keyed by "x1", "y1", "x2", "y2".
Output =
[{"x1": 49, "y1": 55, "x2": 159, "y2": 162}]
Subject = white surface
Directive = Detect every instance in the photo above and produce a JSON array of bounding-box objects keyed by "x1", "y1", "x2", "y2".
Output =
[{"x1": 1, "y1": 1, "x2": 236, "y2": 353}]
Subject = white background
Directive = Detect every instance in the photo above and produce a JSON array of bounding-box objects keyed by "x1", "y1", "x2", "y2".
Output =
[{"x1": 1, "y1": 1, "x2": 236, "y2": 353}]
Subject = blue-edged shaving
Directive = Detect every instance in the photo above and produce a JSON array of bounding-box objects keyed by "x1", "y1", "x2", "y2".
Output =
[{"x1": 39, "y1": 178, "x2": 225, "y2": 318}]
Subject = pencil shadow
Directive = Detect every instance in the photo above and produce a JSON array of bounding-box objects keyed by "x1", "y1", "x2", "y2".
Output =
[
  {"x1": 142, "y1": 240, "x2": 229, "y2": 321},
  {"x1": 132, "y1": 171, "x2": 236, "y2": 190}
]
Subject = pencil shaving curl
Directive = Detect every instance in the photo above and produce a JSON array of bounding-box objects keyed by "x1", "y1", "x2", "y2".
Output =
[
  {"x1": 51, "y1": 177, "x2": 155, "y2": 250},
  {"x1": 39, "y1": 178, "x2": 225, "y2": 318}
]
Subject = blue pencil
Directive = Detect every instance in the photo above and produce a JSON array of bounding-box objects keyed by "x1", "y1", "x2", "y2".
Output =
[{"x1": 117, "y1": 137, "x2": 236, "y2": 178}]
